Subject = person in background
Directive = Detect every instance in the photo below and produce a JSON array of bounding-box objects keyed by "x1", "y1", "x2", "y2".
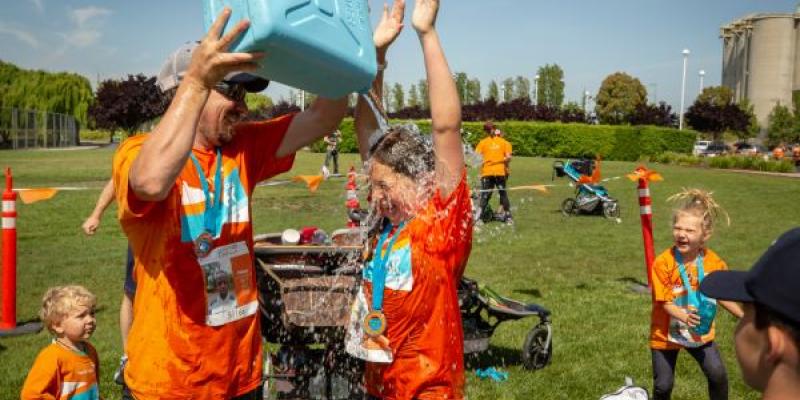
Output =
[
  {"x1": 324, "y1": 129, "x2": 341, "y2": 175},
  {"x1": 475, "y1": 121, "x2": 513, "y2": 224}
]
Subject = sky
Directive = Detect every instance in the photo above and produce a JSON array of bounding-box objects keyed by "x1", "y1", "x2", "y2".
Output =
[{"x1": 2, "y1": 0, "x2": 798, "y2": 111}]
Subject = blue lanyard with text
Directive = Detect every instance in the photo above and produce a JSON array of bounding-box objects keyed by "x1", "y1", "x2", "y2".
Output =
[
  {"x1": 189, "y1": 147, "x2": 223, "y2": 236},
  {"x1": 371, "y1": 221, "x2": 406, "y2": 312},
  {"x1": 674, "y1": 248, "x2": 705, "y2": 297}
]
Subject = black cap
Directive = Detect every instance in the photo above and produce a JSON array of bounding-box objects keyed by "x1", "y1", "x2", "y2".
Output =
[{"x1": 700, "y1": 228, "x2": 800, "y2": 326}]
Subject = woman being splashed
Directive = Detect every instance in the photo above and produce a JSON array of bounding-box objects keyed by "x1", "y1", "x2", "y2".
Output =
[{"x1": 352, "y1": 0, "x2": 473, "y2": 398}]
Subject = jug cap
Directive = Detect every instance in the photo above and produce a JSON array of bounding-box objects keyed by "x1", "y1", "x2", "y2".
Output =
[{"x1": 156, "y1": 41, "x2": 269, "y2": 93}]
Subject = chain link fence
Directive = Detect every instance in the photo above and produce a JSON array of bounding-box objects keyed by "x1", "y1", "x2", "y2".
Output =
[{"x1": 0, "y1": 107, "x2": 79, "y2": 149}]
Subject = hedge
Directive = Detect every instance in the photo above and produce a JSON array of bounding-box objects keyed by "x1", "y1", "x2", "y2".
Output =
[
  {"x1": 648, "y1": 151, "x2": 796, "y2": 173},
  {"x1": 313, "y1": 119, "x2": 696, "y2": 161}
]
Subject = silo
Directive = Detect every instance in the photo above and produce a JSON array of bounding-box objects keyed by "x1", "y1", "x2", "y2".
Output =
[{"x1": 748, "y1": 15, "x2": 796, "y2": 127}]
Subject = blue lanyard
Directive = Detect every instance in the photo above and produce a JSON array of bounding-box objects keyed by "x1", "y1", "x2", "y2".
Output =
[
  {"x1": 674, "y1": 248, "x2": 705, "y2": 297},
  {"x1": 371, "y1": 221, "x2": 406, "y2": 312},
  {"x1": 189, "y1": 148, "x2": 223, "y2": 236}
]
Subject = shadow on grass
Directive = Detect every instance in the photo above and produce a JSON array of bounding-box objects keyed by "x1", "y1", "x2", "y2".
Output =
[
  {"x1": 465, "y1": 344, "x2": 522, "y2": 370},
  {"x1": 617, "y1": 277, "x2": 650, "y2": 295}
]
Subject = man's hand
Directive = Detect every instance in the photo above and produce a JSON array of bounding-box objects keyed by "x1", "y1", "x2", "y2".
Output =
[
  {"x1": 82, "y1": 216, "x2": 100, "y2": 236},
  {"x1": 412, "y1": 0, "x2": 439, "y2": 36},
  {"x1": 183, "y1": 7, "x2": 265, "y2": 90},
  {"x1": 374, "y1": 1, "x2": 405, "y2": 51}
]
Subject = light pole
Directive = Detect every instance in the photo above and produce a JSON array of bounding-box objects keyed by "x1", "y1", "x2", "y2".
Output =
[
  {"x1": 583, "y1": 90, "x2": 591, "y2": 112},
  {"x1": 534, "y1": 74, "x2": 540, "y2": 105},
  {"x1": 679, "y1": 49, "x2": 690, "y2": 130},
  {"x1": 698, "y1": 69, "x2": 705, "y2": 91}
]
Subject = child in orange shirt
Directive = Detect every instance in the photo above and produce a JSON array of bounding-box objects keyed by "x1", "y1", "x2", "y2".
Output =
[
  {"x1": 349, "y1": 0, "x2": 473, "y2": 398},
  {"x1": 21, "y1": 285, "x2": 100, "y2": 400},
  {"x1": 650, "y1": 189, "x2": 743, "y2": 400}
]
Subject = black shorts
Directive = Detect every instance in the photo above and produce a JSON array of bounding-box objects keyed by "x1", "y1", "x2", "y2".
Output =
[{"x1": 124, "y1": 245, "x2": 136, "y2": 296}]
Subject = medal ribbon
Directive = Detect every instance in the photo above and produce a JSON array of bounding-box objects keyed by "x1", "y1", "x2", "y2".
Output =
[
  {"x1": 371, "y1": 221, "x2": 406, "y2": 312},
  {"x1": 189, "y1": 147, "x2": 224, "y2": 237},
  {"x1": 674, "y1": 249, "x2": 705, "y2": 299}
]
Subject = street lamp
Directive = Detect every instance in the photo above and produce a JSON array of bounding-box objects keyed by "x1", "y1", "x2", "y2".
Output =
[
  {"x1": 698, "y1": 69, "x2": 706, "y2": 91},
  {"x1": 679, "y1": 48, "x2": 690, "y2": 130},
  {"x1": 583, "y1": 90, "x2": 591, "y2": 112},
  {"x1": 534, "y1": 74, "x2": 540, "y2": 105}
]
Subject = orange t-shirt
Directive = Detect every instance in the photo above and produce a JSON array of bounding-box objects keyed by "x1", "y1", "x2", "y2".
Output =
[
  {"x1": 112, "y1": 115, "x2": 296, "y2": 399},
  {"x1": 649, "y1": 247, "x2": 728, "y2": 350},
  {"x1": 21, "y1": 341, "x2": 100, "y2": 400},
  {"x1": 363, "y1": 174, "x2": 473, "y2": 400},
  {"x1": 475, "y1": 137, "x2": 512, "y2": 177}
]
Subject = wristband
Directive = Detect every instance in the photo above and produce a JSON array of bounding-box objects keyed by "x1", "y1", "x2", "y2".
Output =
[{"x1": 377, "y1": 61, "x2": 387, "y2": 72}]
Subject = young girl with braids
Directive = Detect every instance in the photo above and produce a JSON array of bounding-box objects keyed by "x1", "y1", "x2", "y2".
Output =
[{"x1": 649, "y1": 188, "x2": 744, "y2": 400}]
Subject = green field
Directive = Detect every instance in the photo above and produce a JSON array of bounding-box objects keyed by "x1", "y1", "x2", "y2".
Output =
[{"x1": 0, "y1": 146, "x2": 797, "y2": 399}]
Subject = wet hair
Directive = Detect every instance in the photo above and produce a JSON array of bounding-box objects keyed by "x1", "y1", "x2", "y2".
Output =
[
  {"x1": 369, "y1": 125, "x2": 434, "y2": 181},
  {"x1": 39, "y1": 285, "x2": 97, "y2": 334},
  {"x1": 667, "y1": 188, "x2": 729, "y2": 234},
  {"x1": 754, "y1": 303, "x2": 800, "y2": 348}
]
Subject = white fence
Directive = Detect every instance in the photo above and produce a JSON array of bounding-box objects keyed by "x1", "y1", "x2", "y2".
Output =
[{"x1": 0, "y1": 107, "x2": 79, "y2": 149}]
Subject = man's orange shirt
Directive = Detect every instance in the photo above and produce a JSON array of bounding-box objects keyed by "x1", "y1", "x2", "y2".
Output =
[
  {"x1": 363, "y1": 174, "x2": 473, "y2": 400},
  {"x1": 112, "y1": 115, "x2": 295, "y2": 399},
  {"x1": 475, "y1": 136, "x2": 512, "y2": 177},
  {"x1": 649, "y1": 247, "x2": 728, "y2": 350},
  {"x1": 21, "y1": 341, "x2": 100, "y2": 400}
]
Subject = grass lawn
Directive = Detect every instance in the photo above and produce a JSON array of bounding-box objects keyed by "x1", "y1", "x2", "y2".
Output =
[{"x1": 0, "y1": 146, "x2": 797, "y2": 399}]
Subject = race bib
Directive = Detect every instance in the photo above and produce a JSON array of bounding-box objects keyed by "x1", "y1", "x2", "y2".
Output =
[
  {"x1": 198, "y1": 241, "x2": 258, "y2": 326},
  {"x1": 344, "y1": 289, "x2": 393, "y2": 363}
]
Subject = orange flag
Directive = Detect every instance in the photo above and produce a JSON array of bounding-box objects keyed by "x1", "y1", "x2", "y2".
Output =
[
  {"x1": 17, "y1": 188, "x2": 59, "y2": 204},
  {"x1": 292, "y1": 175, "x2": 323, "y2": 192}
]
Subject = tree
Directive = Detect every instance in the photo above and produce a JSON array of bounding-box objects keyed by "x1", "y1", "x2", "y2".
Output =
[
  {"x1": 454, "y1": 72, "x2": 469, "y2": 105},
  {"x1": 468, "y1": 78, "x2": 481, "y2": 104},
  {"x1": 502, "y1": 78, "x2": 514, "y2": 102},
  {"x1": 696, "y1": 86, "x2": 734, "y2": 107},
  {"x1": 487, "y1": 80, "x2": 499, "y2": 101},
  {"x1": 767, "y1": 103, "x2": 794, "y2": 146},
  {"x1": 537, "y1": 64, "x2": 565, "y2": 107},
  {"x1": 627, "y1": 101, "x2": 677, "y2": 127},
  {"x1": 408, "y1": 84, "x2": 419, "y2": 108},
  {"x1": 685, "y1": 99, "x2": 750, "y2": 141},
  {"x1": 514, "y1": 76, "x2": 531, "y2": 100},
  {"x1": 391, "y1": 82, "x2": 405, "y2": 112},
  {"x1": 595, "y1": 72, "x2": 647, "y2": 125},
  {"x1": 245, "y1": 93, "x2": 273, "y2": 112},
  {"x1": 417, "y1": 79, "x2": 429, "y2": 110},
  {"x1": 88, "y1": 74, "x2": 166, "y2": 142},
  {"x1": 383, "y1": 82, "x2": 391, "y2": 112}
]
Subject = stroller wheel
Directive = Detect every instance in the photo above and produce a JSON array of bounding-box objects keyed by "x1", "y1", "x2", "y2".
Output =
[
  {"x1": 561, "y1": 198, "x2": 576, "y2": 217},
  {"x1": 522, "y1": 323, "x2": 553, "y2": 370},
  {"x1": 602, "y1": 202, "x2": 620, "y2": 219}
]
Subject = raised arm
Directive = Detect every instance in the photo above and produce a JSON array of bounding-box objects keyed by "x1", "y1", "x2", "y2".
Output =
[
  {"x1": 129, "y1": 8, "x2": 263, "y2": 201},
  {"x1": 413, "y1": 0, "x2": 463, "y2": 196},
  {"x1": 82, "y1": 178, "x2": 115, "y2": 235},
  {"x1": 355, "y1": 1, "x2": 405, "y2": 161}
]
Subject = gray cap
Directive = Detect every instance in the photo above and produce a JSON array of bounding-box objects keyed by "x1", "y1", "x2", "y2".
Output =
[{"x1": 156, "y1": 41, "x2": 269, "y2": 93}]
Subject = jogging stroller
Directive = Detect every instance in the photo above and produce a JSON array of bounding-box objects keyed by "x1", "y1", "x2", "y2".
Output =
[
  {"x1": 552, "y1": 159, "x2": 620, "y2": 219},
  {"x1": 459, "y1": 277, "x2": 553, "y2": 370}
]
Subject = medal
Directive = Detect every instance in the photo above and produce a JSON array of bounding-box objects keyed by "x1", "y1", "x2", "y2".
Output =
[
  {"x1": 364, "y1": 221, "x2": 406, "y2": 338},
  {"x1": 189, "y1": 148, "x2": 223, "y2": 260},
  {"x1": 194, "y1": 231, "x2": 214, "y2": 258},
  {"x1": 363, "y1": 310, "x2": 387, "y2": 337}
]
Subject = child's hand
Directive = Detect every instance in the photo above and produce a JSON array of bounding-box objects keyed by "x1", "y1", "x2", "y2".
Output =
[
  {"x1": 374, "y1": 1, "x2": 405, "y2": 51},
  {"x1": 412, "y1": 0, "x2": 439, "y2": 35},
  {"x1": 685, "y1": 311, "x2": 701, "y2": 327}
]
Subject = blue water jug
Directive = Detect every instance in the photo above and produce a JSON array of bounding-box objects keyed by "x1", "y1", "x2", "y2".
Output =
[{"x1": 203, "y1": 0, "x2": 376, "y2": 98}]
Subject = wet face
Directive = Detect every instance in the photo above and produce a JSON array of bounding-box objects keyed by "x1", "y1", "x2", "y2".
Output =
[
  {"x1": 369, "y1": 161, "x2": 427, "y2": 224},
  {"x1": 198, "y1": 87, "x2": 248, "y2": 148},
  {"x1": 672, "y1": 211, "x2": 709, "y2": 260},
  {"x1": 54, "y1": 304, "x2": 96, "y2": 346},
  {"x1": 734, "y1": 303, "x2": 769, "y2": 391}
]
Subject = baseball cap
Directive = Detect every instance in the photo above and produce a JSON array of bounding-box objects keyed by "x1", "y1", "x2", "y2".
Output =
[
  {"x1": 156, "y1": 42, "x2": 269, "y2": 93},
  {"x1": 700, "y1": 228, "x2": 800, "y2": 326}
]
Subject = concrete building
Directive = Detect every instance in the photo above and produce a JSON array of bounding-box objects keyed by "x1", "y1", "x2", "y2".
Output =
[{"x1": 721, "y1": 7, "x2": 800, "y2": 131}]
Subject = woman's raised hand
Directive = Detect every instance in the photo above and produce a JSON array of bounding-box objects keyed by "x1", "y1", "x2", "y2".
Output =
[
  {"x1": 412, "y1": 0, "x2": 439, "y2": 36},
  {"x1": 373, "y1": 1, "x2": 405, "y2": 51}
]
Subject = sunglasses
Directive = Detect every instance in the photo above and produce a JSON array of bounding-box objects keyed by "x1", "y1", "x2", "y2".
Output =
[{"x1": 214, "y1": 82, "x2": 247, "y2": 102}]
